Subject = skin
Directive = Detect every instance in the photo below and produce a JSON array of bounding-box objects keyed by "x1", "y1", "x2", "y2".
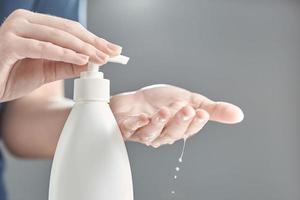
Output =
[
  {"x1": 0, "y1": 9, "x2": 121, "y2": 102},
  {"x1": 0, "y1": 10, "x2": 244, "y2": 158}
]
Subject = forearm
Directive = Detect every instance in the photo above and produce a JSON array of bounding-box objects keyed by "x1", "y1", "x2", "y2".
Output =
[
  {"x1": 1, "y1": 81, "x2": 73, "y2": 159},
  {"x1": 0, "y1": 82, "x2": 124, "y2": 159},
  {"x1": 2, "y1": 96, "x2": 73, "y2": 159}
]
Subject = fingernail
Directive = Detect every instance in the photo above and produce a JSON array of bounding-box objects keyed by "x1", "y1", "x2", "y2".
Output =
[
  {"x1": 181, "y1": 112, "x2": 192, "y2": 121},
  {"x1": 169, "y1": 141, "x2": 175, "y2": 145},
  {"x1": 182, "y1": 115, "x2": 191, "y2": 121},
  {"x1": 140, "y1": 137, "x2": 148, "y2": 142},
  {"x1": 159, "y1": 137, "x2": 173, "y2": 144},
  {"x1": 144, "y1": 133, "x2": 157, "y2": 142},
  {"x1": 160, "y1": 117, "x2": 167, "y2": 123},
  {"x1": 142, "y1": 137, "x2": 153, "y2": 143},
  {"x1": 166, "y1": 139, "x2": 173, "y2": 144},
  {"x1": 180, "y1": 107, "x2": 195, "y2": 121},
  {"x1": 138, "y1": 115, "x2": 150, "y2": 126},
  {"x1": 96, "y1": 51, "x2": 109, "y2": 63},
  {"x1": 107, "y1": 42, "x2": 122, "y2": 53},
  {"x1": 155, "y1": 116, "x2": 167, "y2": 124},
  {"x1": 197, "y1": 118, "x2": 208, "y2": 124},
  {"x1": 123, "y1": 119, "x2": 135, "y2": 132},
  {"x1": 124, "y1": 130, "x2": 134, "y2": 139}
]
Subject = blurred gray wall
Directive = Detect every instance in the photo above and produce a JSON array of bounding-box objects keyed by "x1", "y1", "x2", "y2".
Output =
[{"x1": 2, "y1": 0, "x2": 300, "y2": 199}]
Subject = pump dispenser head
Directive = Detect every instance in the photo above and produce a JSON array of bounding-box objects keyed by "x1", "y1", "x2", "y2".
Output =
[
  {"x1": 87, "y1": 63, "x2": 100, "y2": 72},
  {"x1": 74, "y1": 55, "x2": 129, "y2": 102},
  {"x1": 108, "y1": 55, "x2": 130, "y2": 65},
  {"x1": 85, "y1": 54, "x2": 129, "y2": 75}
]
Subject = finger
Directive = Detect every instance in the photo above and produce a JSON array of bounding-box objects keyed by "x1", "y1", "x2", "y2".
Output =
[
  {"x1": 118, "y1": 114, "x2": 150, "y2": 140},
  {"x1": 24, "y1": 11, "x2": 122, "y2": 56},
  {"x1": 185, "y1": 109, "x2": 209, "y2": 138},
  {"x1": 15, "y1": 22, "x2": 108, "y2": 65},
  {"x1": 132, "y1": 107, "x2": 171, "y2": 145},
  {"x1": 41, "y1": 61, "x2": 88, "y2": 83},
  {"x1": 15, "y1": 37, "x2": 89, "y2": 65},
  {"x1": 190, "y1": 93, "x2": 244, "y2": 124},
  {"x1": 151, "y1": 106, "x2": 196, "y2": 148},
  {"x1": 168, "y1": 101, "x2": 187, "y2": 116},
  {"x1": 132, "y1": 102, "x2": 184, "y2": 145}
]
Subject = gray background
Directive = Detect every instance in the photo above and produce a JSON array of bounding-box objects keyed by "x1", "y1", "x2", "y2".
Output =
[{"x1": 2, "y1": 0, "x2": 300, "y2": 199}]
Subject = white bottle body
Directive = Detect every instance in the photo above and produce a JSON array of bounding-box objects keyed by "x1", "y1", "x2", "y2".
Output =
[{"x1": 49, "y1": 101, "x2": 134, "y2": 200}]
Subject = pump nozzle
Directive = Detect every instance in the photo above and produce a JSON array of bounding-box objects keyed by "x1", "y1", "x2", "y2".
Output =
[
  {"x1": 108, "y1": 55, "x2": 130, "y2": 65},
  {"x1": 87, "y1": 63, "x2": 100, "y2": 72},
  {"x1": 87, "y1": 55, "x2": 130, "y2": 72}
]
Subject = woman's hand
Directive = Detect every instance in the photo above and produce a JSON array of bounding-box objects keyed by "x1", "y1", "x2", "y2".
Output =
[
  {"x1": 0, "y1": 9, "x2": 122, "y2": 102},
  {"x1": 111, "y1": 84, "x2": 244, "y2": 148}
]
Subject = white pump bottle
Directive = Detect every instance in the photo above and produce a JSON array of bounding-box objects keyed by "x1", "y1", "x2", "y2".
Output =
[{"x1": 48, "y1": 55, "x2": 133, "y2": 200}]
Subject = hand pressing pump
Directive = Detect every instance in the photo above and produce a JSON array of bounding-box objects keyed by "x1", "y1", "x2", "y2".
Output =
[{"x1": 48, "y1": 55, "x2": 133, "y2": 200}]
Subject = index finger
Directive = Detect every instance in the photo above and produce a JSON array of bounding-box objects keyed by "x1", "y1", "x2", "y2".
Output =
[{"x1": 23, "y1": 10, "x2": 122, "y2": 56}]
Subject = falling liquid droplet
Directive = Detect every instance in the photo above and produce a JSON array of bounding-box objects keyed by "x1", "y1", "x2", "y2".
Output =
[
  {"x1": 170, "y1": 138, "x2": 189, "y2": 197},
  {"x1": 178, "y1": 138, "x2": 187, "y2": 163}
]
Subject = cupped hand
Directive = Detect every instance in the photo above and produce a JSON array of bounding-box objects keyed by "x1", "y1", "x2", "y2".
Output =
[
  {"x1": 110, "y1": 84, "x2": 244, "y2": 148},
  {"x1": 0, "y1": 9, "x2": 122, "y2": 102}
]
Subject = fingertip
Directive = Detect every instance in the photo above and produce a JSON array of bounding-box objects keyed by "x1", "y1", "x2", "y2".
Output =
[
  {"x1": 151, "y1": 107, "x2": 170, "y2": 124},
  {"x1": 103, "y1": 54, "x2": 109, "y2": 63},
  {"x1": 139, "y1": 112, "x2": 148, "y2": 120},
  {"x1": 93, "y1": 51, "x2": 109, "y2": 66},
  {"x1": 195, "y1": 109, "x2": 210, "y2": 121},
  {"x1": 233, "y1": 106, "x2": 244, "y2": 123},
  {"x1": 107, "y1": 42, "x2": 122, "y2": 56},
  {"x1": 138, "y1": 113, "x2": 151, "y2": 126},
  {"x1": 190, "y1": 93, "x2": 204, "y2": 108},
  {"x1": 76, "y1": 53, "x2": 89, "y2": 65},
  {"x1": 219, "y1": 102, "x2": 244, "y2": 124},
  {"x1": 122, "y1": 114, "x2": 149, "y2": 134},
  {"x1": 179, "y1": 106, "x2": 196, "y2": 121},
  {"x1": 158, "y1": 107, "x2": 171, "y2": 119}
]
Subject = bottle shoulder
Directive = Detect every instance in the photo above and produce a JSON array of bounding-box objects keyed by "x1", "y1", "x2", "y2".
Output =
[{"x1": 64, "y1": 101, "x2": 119, "y2": 134}]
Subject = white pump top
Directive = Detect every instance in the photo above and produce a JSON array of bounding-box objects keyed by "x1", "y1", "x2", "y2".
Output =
[{"x1": 74, "y1": 55, "x2": 129, "y2": 102}]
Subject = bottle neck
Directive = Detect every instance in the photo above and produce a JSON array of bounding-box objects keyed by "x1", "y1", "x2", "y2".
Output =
[{"x1": 73, "y1": 71, "x2": 110, "y2": 102}]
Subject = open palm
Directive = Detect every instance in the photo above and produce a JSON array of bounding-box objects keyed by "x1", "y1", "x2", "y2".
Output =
[{"x1": 110, "y1": 84, "x2": 244, "y2": 148}]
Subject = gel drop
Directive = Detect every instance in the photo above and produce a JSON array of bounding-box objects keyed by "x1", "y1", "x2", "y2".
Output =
[{"x1": 171, "y1": 137, "x2": 188, "y2": 196}]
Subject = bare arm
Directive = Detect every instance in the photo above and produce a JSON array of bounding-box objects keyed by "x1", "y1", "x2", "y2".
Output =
[
  {"x1": 0, "y1": 9, "x2": 121, "y2": 158},
  {"x1": 1, "y1": 83, "x2": 244, "y2": 159},
  {"x1": 1, "y1": 81, "x2": 72, "y2": 158}
]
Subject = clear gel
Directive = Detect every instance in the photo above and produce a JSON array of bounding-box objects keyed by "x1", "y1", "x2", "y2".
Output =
[{"x1": 171, "y1": 138, "x2": 188, "y2": 196}]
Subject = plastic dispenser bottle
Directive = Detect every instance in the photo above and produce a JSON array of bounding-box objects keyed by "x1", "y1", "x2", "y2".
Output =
[{"x1": 48, "y1": 55, "x2": 133, "y2": 200}]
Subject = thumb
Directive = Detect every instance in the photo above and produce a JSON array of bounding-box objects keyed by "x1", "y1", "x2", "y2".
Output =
[{"x1": 43, "y1": 60, "x2": 88, "y2": 83}]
